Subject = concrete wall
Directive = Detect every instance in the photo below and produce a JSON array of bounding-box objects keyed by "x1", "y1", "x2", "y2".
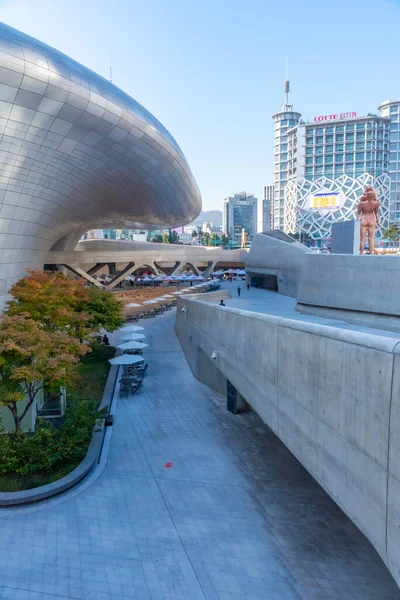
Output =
[
  {"x1": 245, "y1": 232, "x2": 307, "y2": 297},
  {"x1": 175, "y1": 293, "x2": 400, "y2": 587},
  {"x1": 331, "y1": 219, "x2": 360, "y2": 254},
  {"x1": 296, "y1": 254, "x2": 400, "y2": 331}
]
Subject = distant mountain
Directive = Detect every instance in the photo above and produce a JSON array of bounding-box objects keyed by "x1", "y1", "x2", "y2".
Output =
[{"x1": 194, "y1": 210, "x2": 222, "y2": 226}]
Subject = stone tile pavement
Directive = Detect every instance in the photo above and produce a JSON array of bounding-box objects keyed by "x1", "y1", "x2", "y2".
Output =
[{"x1": 0, "y1": 310, "x2": 399, "y2": 600}]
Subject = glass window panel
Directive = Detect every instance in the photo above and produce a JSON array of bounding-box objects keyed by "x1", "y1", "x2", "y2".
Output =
[
  {"x1": 336, "y1": 134, "x2": 344, "y2": 142},
  {"x1": 326, "y1": 135, "x2": 334, "y2": 142},
  {"x1": 346, "y1": 125, "x2": 354, "y2": 131}
]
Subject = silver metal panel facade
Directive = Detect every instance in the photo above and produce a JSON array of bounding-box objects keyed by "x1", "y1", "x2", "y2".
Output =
[{"x1": 0, "y1": 22, "x2": 201, "y2": 306}]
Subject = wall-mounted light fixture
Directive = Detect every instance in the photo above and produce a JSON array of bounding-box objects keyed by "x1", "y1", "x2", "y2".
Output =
[
  {"x1": 211, "y1": 351, "x2": 218, "y2": 360},
  {"x1": 181, "y1": 306, "x2": 187, "y2": 313}
]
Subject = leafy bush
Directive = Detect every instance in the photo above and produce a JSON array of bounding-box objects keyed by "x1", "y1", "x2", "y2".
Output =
[{"x1": 0, "y1": 398, "x2": 100, "y2": 476}]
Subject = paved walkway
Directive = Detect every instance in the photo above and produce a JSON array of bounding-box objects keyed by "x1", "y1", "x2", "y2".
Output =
[
  {"x1": 220, "y1": 280, "x2": 400, "y2": 339},
  {"x1": 0, "y1": 311, "x2": 399, "y2": 600}
]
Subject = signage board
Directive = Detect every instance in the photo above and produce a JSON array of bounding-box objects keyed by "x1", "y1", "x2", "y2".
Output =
[
  {"x1": 303, "y1": 190, "x2": 345, "y2": 212},
  {"x1": 313, "y1": 112, "x2": 356, "y2": 123}
]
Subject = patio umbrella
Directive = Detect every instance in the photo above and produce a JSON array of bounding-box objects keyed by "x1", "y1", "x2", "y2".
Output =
[
  {"x1": 120, "y1": 333, "x2": 146, "y2": 341},
  {"x1": 117, "y1": 341, "x2": 148, "y2": 350},
  {"x1": 120, "y1": 324, "x2": 144, "y2": 332},
  {"x1": 109, "y1": 354, "x2": 144, "y2": 365}
]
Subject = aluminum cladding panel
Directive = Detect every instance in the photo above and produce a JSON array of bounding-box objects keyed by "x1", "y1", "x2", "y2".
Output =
[{"x1": 0, "y1": 22, "x2": 201, "y2": 304}]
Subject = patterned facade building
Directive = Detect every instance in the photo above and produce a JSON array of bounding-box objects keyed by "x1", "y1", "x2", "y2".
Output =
[{"x1": 273, "y1": 99, "x2": 397, "y2": 242}]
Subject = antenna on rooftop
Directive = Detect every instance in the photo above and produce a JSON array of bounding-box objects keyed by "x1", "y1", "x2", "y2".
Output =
[{"x1": 284, "y1": 54, "x2": 289, "y2": 106}]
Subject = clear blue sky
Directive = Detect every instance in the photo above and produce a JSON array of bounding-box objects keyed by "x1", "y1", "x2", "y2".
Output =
[{"x1": 1, "y1": 0, "x2": 399, "y2": 211}]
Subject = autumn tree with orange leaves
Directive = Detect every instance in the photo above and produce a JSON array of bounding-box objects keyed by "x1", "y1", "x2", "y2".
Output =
[
  {"x1": 7, "y1": 270, "x2": 124, "y2": 340},
  {"x1": 0, "y1": 270, "x2": 124, "y2": 433},
  {"x1": 0, "y1": 314, "x2": 89, "y2": 434}
]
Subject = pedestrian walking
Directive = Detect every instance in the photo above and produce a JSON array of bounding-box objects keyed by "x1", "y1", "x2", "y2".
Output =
[
  {"x1": 219, "y1": 299, "x2": 226, "y2": 306},
  {"x1": 246, "y1": 283, "x2": 250, "y2": 291},
  {"x1": 237, "y1": 286, "x2": 241, "y2": 297}
]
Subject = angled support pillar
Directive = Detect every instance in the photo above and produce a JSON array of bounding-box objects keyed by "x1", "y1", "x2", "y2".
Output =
[
  {"x1": 106, "y1": 262, "x2": 136, "y2": 289},
  {"x1": 155, "y1": 261, "x2": 181, "y2": 276},
  {"x1": 185, "y1": 262, "x2": 200, "y2": 276},
  {"x1": 201, "y1": 261, "x2": 215, "y2": 280},
  {"x1": 151, "y1": 262, "x2": 160, "y2": 275},
  {"x1": 87, "y1": 263, "x2": 108, "y2": 277},
  {"x1": 59, "y1": 264, "x2": 104, "y2": 288}
]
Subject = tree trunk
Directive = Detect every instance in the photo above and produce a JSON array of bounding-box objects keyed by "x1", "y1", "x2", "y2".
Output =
[{"x1": 7, "y1": 402, "x2": 20, "y2": 435}]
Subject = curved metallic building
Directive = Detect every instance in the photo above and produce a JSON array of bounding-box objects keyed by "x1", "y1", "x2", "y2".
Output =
[{"x1": 0, "y1": 22, "x2": 201, "y2": 305}]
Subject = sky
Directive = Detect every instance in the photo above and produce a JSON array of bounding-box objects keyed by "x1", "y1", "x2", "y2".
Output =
[{"x1": 0, "y1": 0, "x2": 399, "y2": 211}]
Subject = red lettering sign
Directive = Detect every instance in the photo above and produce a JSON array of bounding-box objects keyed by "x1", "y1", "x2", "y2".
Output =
[{"x1": 314, "y1": 112, "x2": 356, "y2": 123}]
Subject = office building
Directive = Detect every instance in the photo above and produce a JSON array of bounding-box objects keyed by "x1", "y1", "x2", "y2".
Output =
[
  {"x1": 378, "y1": 100, "x2": 400, "y2": 223},
  {"x1": 258, "y1": 184, "x2": 273, "y2": 232},
  {"x1": 284, "y1": 112, "x2": 391, "y2": 241},
  {"x1": 222, "y1": 192, "x2": 257, "y2": 243}
]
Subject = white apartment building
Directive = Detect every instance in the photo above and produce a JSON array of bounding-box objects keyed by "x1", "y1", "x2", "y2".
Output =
[
  {"x1": 378, "y1": 100, "x2": 400, "y2": 223},
  {"x1": 274, "y1": 98, "x2": 400, "y2": 242}
]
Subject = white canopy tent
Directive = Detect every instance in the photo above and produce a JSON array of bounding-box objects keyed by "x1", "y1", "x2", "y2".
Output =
[
  {"x1": 117, "y1": 341, "x2": 148, "y2": 351},
  {"x1": 109, "y1": 354, "x2": 144, "y2": 365},
  {"x1": 120, "y1": 333, "x2": 146, "y2": 341},
  {"x1": 120, "y1": 325, "x2": 144, "y2": 332}
]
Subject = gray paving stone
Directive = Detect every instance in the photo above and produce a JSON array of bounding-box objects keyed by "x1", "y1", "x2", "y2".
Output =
[{"x1": 0, "y1": 310, "x2": 399, "y2": 599}]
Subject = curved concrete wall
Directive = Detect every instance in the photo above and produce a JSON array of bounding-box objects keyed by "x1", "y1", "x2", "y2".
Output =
[
  {"x1": 297, "y1": 254, "x2": 400, "y2": 332},
  {"x1": 245, "y1": 233, "x2": 307, "y2": 297},
  {"x1": 0, "y1": 22, "x2": 201, "y2": 306},
  {"x1": 175, "y1": 295, "x2": 400, "y2": 586}
]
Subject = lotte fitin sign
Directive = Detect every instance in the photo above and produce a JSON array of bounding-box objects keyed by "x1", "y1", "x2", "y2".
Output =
[{"x1": 313, "y1": 112, "x2": 356, "y2": 122}]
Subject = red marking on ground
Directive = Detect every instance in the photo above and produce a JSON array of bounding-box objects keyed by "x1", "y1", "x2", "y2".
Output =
[{"x1": 165, "y1": 462, "x2": 173, "y2": 468}]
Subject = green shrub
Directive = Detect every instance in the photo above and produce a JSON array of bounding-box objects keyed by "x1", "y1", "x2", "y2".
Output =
[{"x1": 0, "y1": 398, "x2": 100, "y2": 476}]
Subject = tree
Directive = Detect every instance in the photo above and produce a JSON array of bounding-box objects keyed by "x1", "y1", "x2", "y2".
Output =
[
  {"x1": 203, "y1": 232, "x2": 211, "y2": 246},
  {"x1": 7, "y1": 270, "x2": 124, "y2": 340},
  {"x1": 0, "y1": 314, "x2": 89, "y2": 434},
  {"x1": 382, "y1": 224, "x2": 400, "y2": 245},
  {"x1": 211, "y1": 233, "x2": 220, "y2": 245},
  {"x1": 221, "y1": 234, "x2": 229, "y2": 247},
  {"x1": 197, "y1": 227, "x2": 204, "y2": 245},
  {"x1": 151, "y1": 234, "x2": 163, "y2": 243},
  {"x1": 161, "y1": 233, "x2": 169, "y2": 244},
  {"x1": 168, "y1": 230, "x2": 180, "y2": 244},
  {"x1": 78, "y1": 286, "x2": 125, "y2": 333}
]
